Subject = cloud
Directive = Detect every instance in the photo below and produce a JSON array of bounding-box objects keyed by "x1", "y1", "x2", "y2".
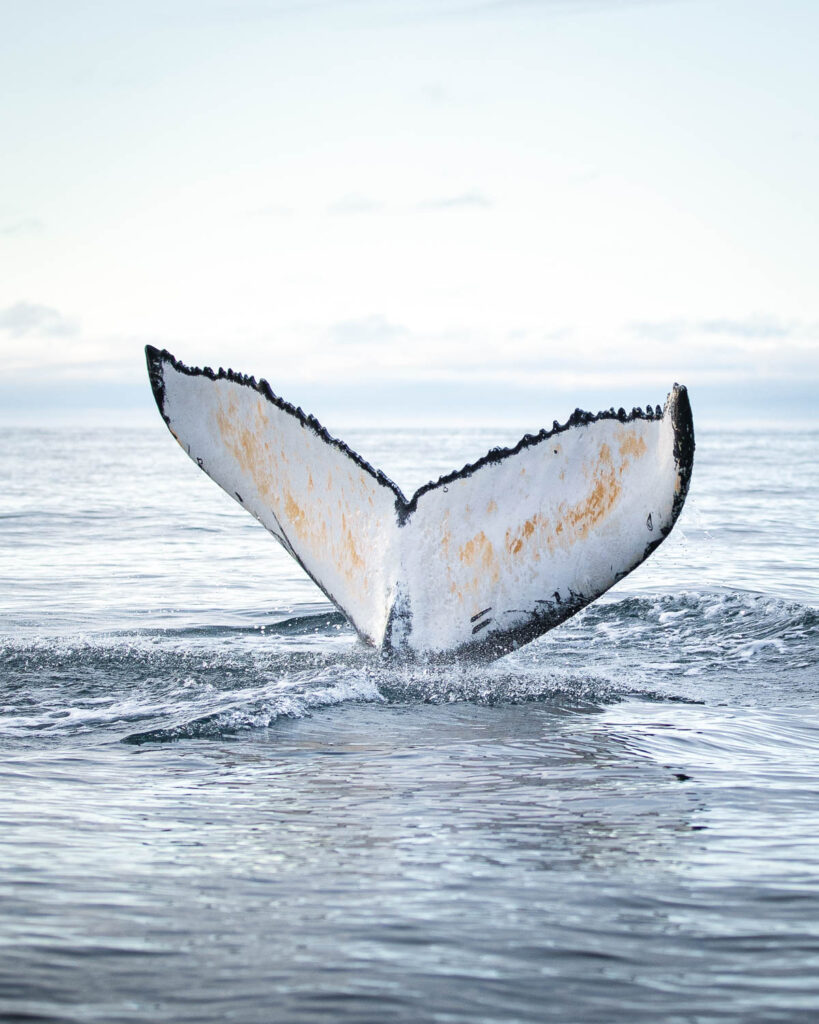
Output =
[
  {"x1": 0, "y1": 218, "x2": 43, "y2": 238},
  {"x1": 329, "y1": 315, "x2": 409, "y2": 346},
  {"x1": 326, "y1": 192, "x2": 493, "y2": 215},
  {"x1": 451, "y1": 0, "x2": 685, "y2": 14},
  {"x1": 327, "y1": 194, "x2": 384, "y2": 216},
  {"x1": 420, "y1": 82, "x2": 448, "y2": 103},
  {"x1": 246, "y1": 203, "x2": 294, "y2": 218},
  {"x1": 286, "y1": 310, "x2": 819, "y2": 398},
  {"x1": 0, "y1": 302, "x2": 79, "y2": 339},
  {"x1": 629, "y1": 315, "x2": 814, "y2": 343},
  {"x1": 417, "y1": 192, "x2": 493, "y2": 211},
  {"x1": 697, "y1": 317, "x2": 795, "y2": 340}
]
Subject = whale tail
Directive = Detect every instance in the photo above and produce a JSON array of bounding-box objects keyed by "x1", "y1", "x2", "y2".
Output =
[{"x1": 146, "y1": 346, "x2": 694, "y2": 661}]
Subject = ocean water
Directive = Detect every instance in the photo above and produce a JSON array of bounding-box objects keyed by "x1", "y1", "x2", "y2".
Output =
[{"x1": 1, "y1": 419, "x2": 818, "y2": 1023}]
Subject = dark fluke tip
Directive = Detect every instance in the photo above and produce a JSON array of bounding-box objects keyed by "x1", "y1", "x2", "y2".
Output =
[
  {"x1": 145, "y1": 345, "x2": 169, "y2": 417},
  {"x1": 668, "y1": 383, "x2": 695, "y2": 521}
]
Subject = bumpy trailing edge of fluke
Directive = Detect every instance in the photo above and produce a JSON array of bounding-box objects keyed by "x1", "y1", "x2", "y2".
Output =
[{"x1": 145, "y1": 346, "x2": 694, "y2": 662}]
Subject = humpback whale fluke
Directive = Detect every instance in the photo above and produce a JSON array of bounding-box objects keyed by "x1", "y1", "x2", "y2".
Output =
[{"x1": 146, "y1": 346, "x2": 694, "y2": 661}]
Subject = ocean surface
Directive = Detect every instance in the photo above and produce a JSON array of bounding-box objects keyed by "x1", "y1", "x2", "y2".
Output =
[{"x1": 1, "y1": 419, "x2": 818, "y2": 1023}]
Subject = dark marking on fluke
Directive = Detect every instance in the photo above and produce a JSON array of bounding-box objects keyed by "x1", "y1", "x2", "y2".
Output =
[{"x1": 452, "y1": 589, "x2": 588, "y2": 662}]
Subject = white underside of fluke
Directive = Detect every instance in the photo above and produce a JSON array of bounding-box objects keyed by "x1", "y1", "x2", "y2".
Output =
[{"x1": 146, "y1": 347, "x2": 694, "y2": 661}]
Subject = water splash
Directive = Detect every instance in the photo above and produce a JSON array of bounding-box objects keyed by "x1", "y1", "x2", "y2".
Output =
[{"x1": 2, "y1": 591, "x2": 816, "y2": 744}]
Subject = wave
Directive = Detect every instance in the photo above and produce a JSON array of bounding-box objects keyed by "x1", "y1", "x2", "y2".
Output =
[
  {"x1": 1, "y1": 591, "x2": 815, "y2": 744},
  {"x1": 127, "y1": 611, "x2": 349, "y2": 640},
  {"x1": 547, "y1": 589, "x2": 818, "y2": 666}
]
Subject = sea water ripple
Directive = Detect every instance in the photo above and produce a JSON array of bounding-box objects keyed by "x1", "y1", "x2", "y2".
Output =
[{"x1": 0, "y1": 425, "x2": 818, "y2": 1023}]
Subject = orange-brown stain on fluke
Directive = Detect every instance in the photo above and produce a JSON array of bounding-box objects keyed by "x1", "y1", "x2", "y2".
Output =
[
  {"x1": 213, "y1": 395, "x2": 371, "y2": 599},
  {"x1": 558, "y1": 443, "x2": 621, "y2": 544},
  {"x1": 437, "y1": 512, "x2": 463, "y2": 602},
  {"x1": 215, "y1": 398, "x2": 277, "y2": 504},
  {"x1": 618, "y1": 430, "x2": 647, "y2": 460},
  {"x1": 284, "y1": 490, "x2": 307, "y2": 534},
  {"x1": 502, "y1": 441, "x2": 623, "y2": 565},
  {"x1": 506, "y1": 514, "x2": 545, "y2": 555},
  {"x1": 455, "y1": 530, "x2": 501, "y2": 595},
  {"x1": 283, "y1": 484, "x2": 365, "y2": 590},
  {"x1": 438, "y1": 441, "x2": 628, "y2": 612},
  {"x1": 505, "y1": 513, "x2": 554, "y2": 561}
]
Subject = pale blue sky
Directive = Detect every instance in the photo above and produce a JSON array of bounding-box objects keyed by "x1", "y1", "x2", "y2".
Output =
[{"x1": 1, "y1": 0, "x2": 817, "y2": 425}]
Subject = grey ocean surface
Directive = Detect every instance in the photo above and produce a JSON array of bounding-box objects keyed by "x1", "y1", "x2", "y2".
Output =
[{"x1": 1, "y1": 420, "x2": 818, "y2": 1024}]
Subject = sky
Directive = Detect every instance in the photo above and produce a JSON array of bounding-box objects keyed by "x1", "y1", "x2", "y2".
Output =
[{"x1": 1, "y1": 0, "x2": 817, "y2": 427}]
